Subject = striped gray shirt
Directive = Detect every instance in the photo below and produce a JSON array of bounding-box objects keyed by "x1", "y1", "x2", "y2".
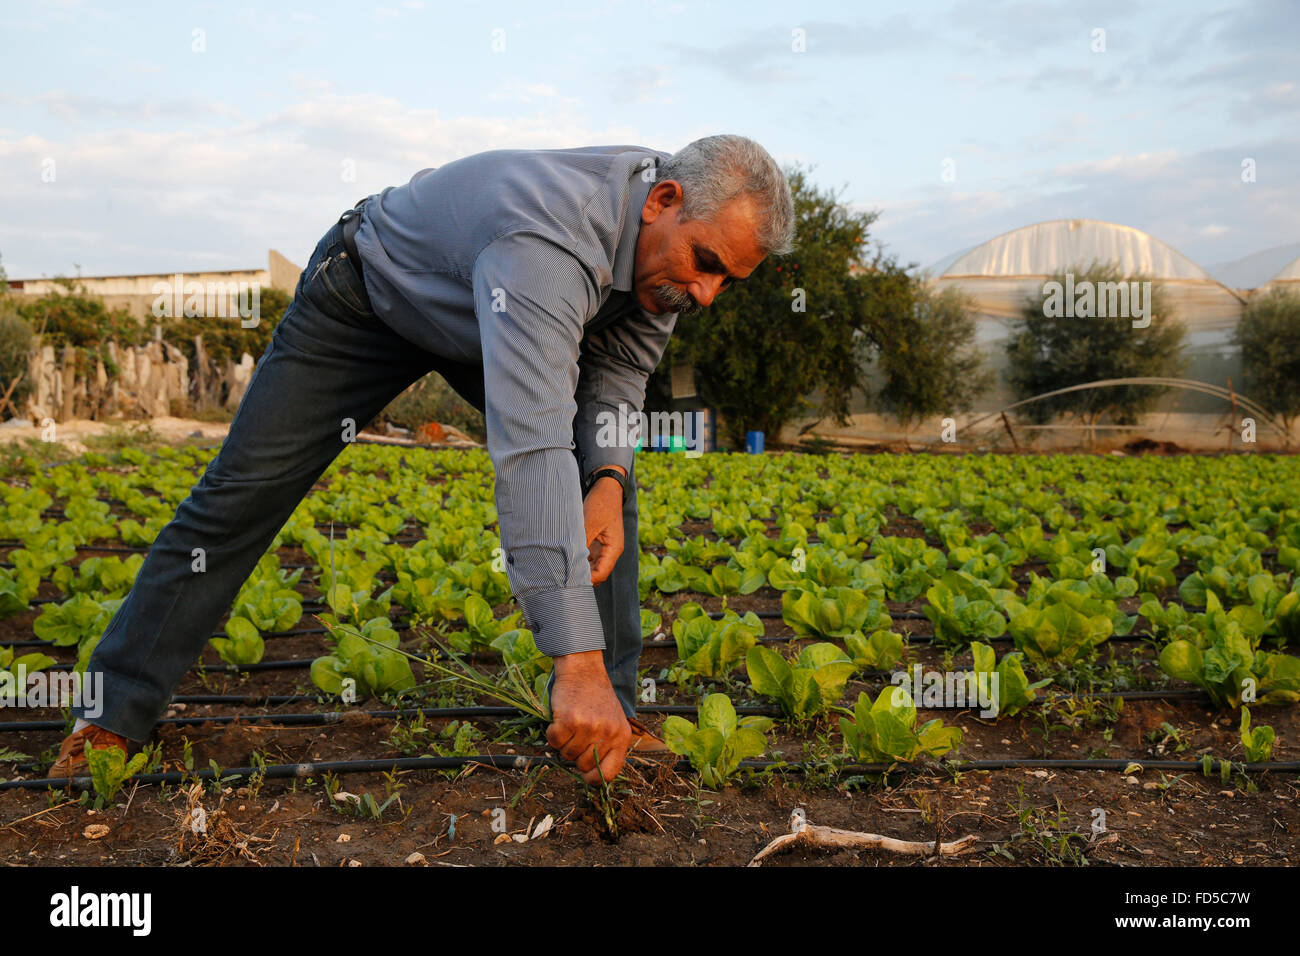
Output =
[{"x1": 352, "y1": 146, "x2": 677, "y2": 657}]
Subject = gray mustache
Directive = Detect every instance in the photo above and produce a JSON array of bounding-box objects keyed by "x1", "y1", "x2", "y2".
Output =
[{"x1": 655, "y1": 283, "x2": 700, "y2": 314}]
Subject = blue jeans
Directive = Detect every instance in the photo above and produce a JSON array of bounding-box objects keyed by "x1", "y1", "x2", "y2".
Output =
[{"x1": 75, "y1": 212, "x2": 644, "y2": 740}]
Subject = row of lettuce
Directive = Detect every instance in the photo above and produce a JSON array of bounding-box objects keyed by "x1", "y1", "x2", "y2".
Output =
[{"x1": 2, "y1": 446, "x2": 1298, "y2": 772}]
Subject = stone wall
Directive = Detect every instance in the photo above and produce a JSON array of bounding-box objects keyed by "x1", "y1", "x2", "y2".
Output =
[{"x1": 19, "y1": 336, "x2": 256, "y2": 424}]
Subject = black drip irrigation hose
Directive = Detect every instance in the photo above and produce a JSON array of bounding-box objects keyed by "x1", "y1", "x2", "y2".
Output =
[
  {"x1": 3, "y1": 622, "x2": 412, "y2": 650},
  {"x1": 9, "y1": 753, "x2": 1299, "y2": 792},
  {"x1": 0, "y1": 688, "x2": 1214, "y2": 739}
]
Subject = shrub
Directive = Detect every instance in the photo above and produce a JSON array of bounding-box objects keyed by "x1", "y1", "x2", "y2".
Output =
[
  {"x1": 1005, "y1": 261, "x2": 1187, "y2": 426},
  {"x1": 1236, "y1": 285, "x2": 1300, "y2": 433},
  {"x1": 380, "y1": 370, "x2": 486, "y2": 441},
  {"x1": 0, "y1": 301, "x2": 34, "y2": 407}
]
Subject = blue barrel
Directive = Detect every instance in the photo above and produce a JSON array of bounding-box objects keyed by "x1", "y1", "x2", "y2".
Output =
[{"x1": 745, "y1": 430, "x2": 765, "y2": 454}]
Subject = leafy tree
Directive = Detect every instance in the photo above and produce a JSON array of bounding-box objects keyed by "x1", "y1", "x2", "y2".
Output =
[
  {"x1": 0, "y1": 299, "x2": 34, "y2": 407},
  {"x1": 870, "y1": 282, "x2": 992, "y2": 426},
  {"x1": 1235, "y1": 285, "x2": 1300, "y2": 433},
  {"x1": 1005, "y1": 261, "x2": 1186, "y2": 426},
  {"x1": 160, "y1": 286, "x2": 290, "y2": 366},
  {"x1": 16, "y1": 282, "x2": 146, "y2": 349},
  {"x1": 646, "y1": 167, "x2": 981, "y2": 447}
]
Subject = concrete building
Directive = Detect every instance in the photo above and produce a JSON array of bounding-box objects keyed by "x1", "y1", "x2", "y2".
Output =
[{"x1": 7, "y1": 250, "x2": 301, "y2": 320}]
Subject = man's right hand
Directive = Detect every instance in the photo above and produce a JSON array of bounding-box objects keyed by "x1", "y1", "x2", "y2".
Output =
[{"x1": 546, "y1": 650, "x2": 631, "y2": 785}]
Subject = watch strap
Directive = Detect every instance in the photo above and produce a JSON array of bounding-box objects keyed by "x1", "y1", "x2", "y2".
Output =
[{"x1": 584, "y1": 466, "x2": 628, "y2": 503}]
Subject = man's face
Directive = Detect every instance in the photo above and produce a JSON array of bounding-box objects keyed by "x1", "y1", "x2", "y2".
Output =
[{"x1": 632, "y1": 180, "x2": 767, "y2": 316}]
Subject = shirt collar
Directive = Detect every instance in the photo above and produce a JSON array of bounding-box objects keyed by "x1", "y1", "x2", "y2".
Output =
[{"x1": 612, "y1": 166, "x2": 655, "y2": 293}]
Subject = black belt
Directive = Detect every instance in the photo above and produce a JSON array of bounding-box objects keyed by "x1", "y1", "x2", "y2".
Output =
[{"x1": 339, "y1": 199, "x2": 366, "y2": 280}]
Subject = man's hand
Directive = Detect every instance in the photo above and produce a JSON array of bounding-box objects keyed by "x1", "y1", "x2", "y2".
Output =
[
  {"x1": 583, "y1": 464, "x2": 625, "y2": 586},
  {"x1": 546, "y1": 650, "x2": 631, "y2": 785}
]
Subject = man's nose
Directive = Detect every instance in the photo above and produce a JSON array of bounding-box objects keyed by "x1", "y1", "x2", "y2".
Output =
[{"x1": 690, "y1": 275, "x2": 726, "y2": 308}]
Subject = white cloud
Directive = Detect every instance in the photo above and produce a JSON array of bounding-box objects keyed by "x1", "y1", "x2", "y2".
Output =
[{"x1": 0, "y1": 91, "x2": 650, "y2": 276}]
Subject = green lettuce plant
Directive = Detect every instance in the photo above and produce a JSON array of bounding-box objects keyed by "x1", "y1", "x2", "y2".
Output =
[
  {"x1": 923, "y1": 572, "x2": 1014, "y2": 648},
  {"x1": 837, "y1": 686, "x2": 963, "y2": 763},
  {"x1": 312, "y1": 618, "x2": 416, "y2": 700},
  {"x1": 209, "y1": 616, "x2": 265, "y2": 666},
  {"x1": 1007, "y1": 602, "x2": 1113, "y2": 666},
  {"x1": 448, "y1": 593, "x2": 524, "y2": 653},
  {"x1": 1239, "y1": 707, "x2": 1274, "y2": 762},
  {"x1": 1159, "y1": 632, "x2": 1300, "y2": 708},
  {"x1": 489, "y1": 627, "x2": 551, "y2": 684},
  {"x1": 661, "y1": 693, "x2": 773, "y2": 788},
  {"x1": 670, "y1": 602, "x2": 763, "y2": 682},
  {"x1": 746, "y1": 643, "x2": 856, "y2": 719},
  {"x1": 0, "y1": 645, "x2": 57, "y2": 677},
  {"x1": 232, "y1": 576, "x2": 306, "y2": 632},
  {"x1": 677, "y1": 563, "x2": 766, "y2": 597},
  {"x1": 843, "y1": 629, "x2": 905, "y2": 671},
  {"x1": 52, "y1": 554, "x2": 144, "y2": 600},
  {"x1": 33, "y1": 594, "x2": 120, "y2": 647},
  {"x1": 641, "y1": 608, "x2": 662, "y2": 638},
  {"x1": 85, "y1": 744, "x2": 149, "y2": 803},
  {"x1": 782, "y1": 586, "x2": 891, "y2": 640},
  {"x1": 969, "y1": 641, "x2": 1051, "y2": 716},
  {"x1": 1104, "y1": 535, "x2": 1179, "y2": 593},
  {"x1": 0, "y1": 569, "x2": 36, "y2": 618}
]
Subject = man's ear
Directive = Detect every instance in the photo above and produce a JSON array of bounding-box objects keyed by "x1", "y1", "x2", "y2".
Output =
[{"x1": 642, "y1": 179, "x2": 682, "y2": 224}]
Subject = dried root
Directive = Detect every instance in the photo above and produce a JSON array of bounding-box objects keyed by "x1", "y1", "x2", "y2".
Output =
[
  {"x1": 749, "y1": 811, "x2": 979, "y2": 867},
  {"x1": 173, "y1": 783, "x2": 275, "y2": 866}
]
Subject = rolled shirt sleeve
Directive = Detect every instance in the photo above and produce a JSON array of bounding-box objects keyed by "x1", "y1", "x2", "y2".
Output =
[
  {"x1": 473, "y1": 232, "x2": 607, "y2": 657},
  {"x1": 573, "y1": 305, "x2": 678, "y2": 479}
]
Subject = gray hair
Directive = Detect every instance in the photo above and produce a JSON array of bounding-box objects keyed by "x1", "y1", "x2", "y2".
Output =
[{"x1": 658, "y1": 134, "x2": 795, "y2": 257}]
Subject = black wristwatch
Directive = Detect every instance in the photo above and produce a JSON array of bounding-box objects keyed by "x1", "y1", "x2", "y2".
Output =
[{"x1": 583, "y1": 466, "x2": 628, "y2": 503}]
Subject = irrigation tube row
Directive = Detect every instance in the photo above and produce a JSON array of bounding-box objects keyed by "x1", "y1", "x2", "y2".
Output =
[
  {"x1": 0, "y1": 614, "x2": 1206, "y2": 653},
  {"x1": 6, "y1": 753, "x2": 1298, "y2": 793},
  {"x1": 0, "y1": 687, "x2": 1214, "y2": 738}
]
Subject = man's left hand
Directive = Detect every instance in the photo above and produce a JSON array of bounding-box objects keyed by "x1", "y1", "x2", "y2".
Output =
[{"x1": 583, "y1": 465, "x2": 625, "y2": 585}]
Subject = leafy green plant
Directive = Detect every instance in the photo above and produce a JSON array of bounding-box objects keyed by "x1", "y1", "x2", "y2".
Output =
[
  {"x1": 489, "y1": 627, "x2": 551, "y2": 684},
  {"x1": 1103, "y1": 534, "x2": 1180, "y2": 593},
  {"x1": 311, "y1": 618, "x2": 416, "y2": 699},
  {"x1": 449, "y1": 593, "x2": 524, "y2": 653},
  {"x1": 1239, "y1": 707, "x2": 1274, "y2": 763},
  {"x1": 86, "y1": 743, "x2": 149, "y2": 803},
  {"x1": 640, "y1": 608, "x2": 662, "y2": 638},
  {"x1": 782, "y1": 585, "x2": 890, "y2": 639},
  {"x1": 675, "y1": 562, "x2": 766, "y2": 597},
  {"x1": 970, "y1": 641, "x2": 1052, "y2": 717},
  {"x1": 231, "y1": 576, "x2": 305, "y2": 632},
  {"x1": 1159, "y1": 630, "x2": 1300, "y2": 708},
  {"x1": 1271, "y1": 589, "x2": 1300, "y2": 647},
  {"x1": 392, "y1": 575, "x2": 471, "y2": 623},
  {"x1": 837, "y1": 686, "x2": 963, "y2": 763},
  {"x1": 746, "y1": 643, "x2": 856, "y2": 719},
  {"x1": 843, "y1": 629, "x2": 905, "y2": 671},
  {"x1": 867, "y1": 536, "x2": 948, "y2": 601},
  {"x1": 33, "y1": 594, "x2": 120, "y2": 647},
  {"x1": 669, "y1": 602, "x2": 763, "y2": 682},
  {"x1": 1008, "y1": 602, "x2": 1113, "y2": 666},
  {"x1": 51, "y1": 554, "x2": 144, "y2": 599},
  {"x1": 0, "y1": 644, "x2": 57, "y2": 677},
  {"x1": 923, "y1": 572, "x2": 1013, "y2": 648},
  {"x1": 661, "y1": 693, "x2": 773, "y2": 788},
  {"x1": 209, "y1": 616, "x2": 265, "y2": 666}
]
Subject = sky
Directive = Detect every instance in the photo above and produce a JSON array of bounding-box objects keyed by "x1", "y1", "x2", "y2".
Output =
[{"x1": 2, "y1": 0, "x2": 1297, "y2": 282}]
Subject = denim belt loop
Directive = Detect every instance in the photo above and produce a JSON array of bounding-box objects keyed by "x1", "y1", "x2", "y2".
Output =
[{"x1": 339, "y1": 198, "x2": 367, "y2": 280}]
